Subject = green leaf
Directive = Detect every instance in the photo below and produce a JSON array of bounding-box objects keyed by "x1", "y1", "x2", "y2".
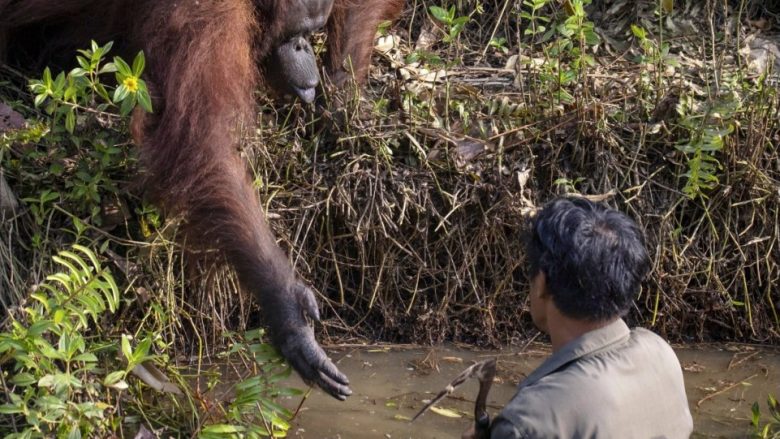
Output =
[
  {"x1": 69, "y1": 67, "x2": 87, "y2": 78},
  {"x1": 0, "y1": 403, "x2": 24, "y2": 414},
  {"x1": 52, "y1": 255, "x2": 80, "y2": 281},
  {"x1": 768, "y1": 394, "x2": 779, "y2": 419},
  {"x1": 95, "y1": 83, "x2": 111, "y2": 102},
  {"x1": 120, "y1": 95, "x2": 135, "y2": 116},
  {"x1": 64, "y1": 84, "x2": 78, "y2": 102},
  {"x1": 108, "y1": 379, "x2": 129, "y2": 390},
  {"x1": 244, "y1": 328, "x2": 265, "y2": 341},
  {"x1": 59, "y1": 250, "x2": 92, "y2": 277},
  {"x1": 274, "y1": 387, "x2": 303, "y2": 397},
  {"x1": 10, "y1": 373, "x2": 37, "y2": 387},
  {"x1": 132, "y1": 51, "x2": 146, "y2": 76},
  {"x1": 268, "y1": 367, "x2": 292, "y2": 383},
  {"x1": 42, "y1": 67, "x2": 53, "y2": 87},
  {"x1": 429, "y1": 6, "x2": 450, "y2": 24},
  {"x1": 29, "y1": 81, "x2": 45, "y2": 93},
  {"x1": 77, "y1": 55, "x2": 91, "y2": 71},
  {"x1": 113, "y1": 57, "x2": 132, "y2": 77},
  {"x1": 37, "y1": 374, "x2": 57, "y2": 388},
  {"x1": 65, "y1": 109, "x2": 76, "y2": 134},
  {"x1": 103, "y1": 371, "x2": 125, "y2": 386},
  {"x1": 132, "y1": 337, "x2": 152, "y2": 364},
  {"x1": 249, "y1": 343, "x2": 281, "y2": 363},
  {"x1": 28, "y1": 320, "x2": 54, "y2": 336},
  {"x1": 35, "y1": 339, "x2": 63, "y2": 360},
  {"x1": 53, "y1": 72, "x2": 66, "y2": 94},
  {"x1": 113, "y1": 84, "x2": 129, "y2": 103},
  {"x1": 98, "y1": 63, "x2": 118, "y2": 74},
  {"x1": 34, "y1": 93, "x2": 47, "y2": 108},
  {"x1": 201, "y1": 424, "x2": 246, "y2": 433},
  {"x1": 584, "y1": 30, "x2": 600, "y2": 46},
  {"x1": 631, "y1": 24, "x2": 647, "y2": 40},
  {"x1": 67, "y1": 425, "x2": 82, "y2": 439},
  {"x1": 121, "y1": 335, "x2": 132, "y2": 362},
  {"x1": 137, "y1": 87, "x2": 153, "y2": 114},
  {"x1": 74, "y1": 352, "x2": 98, "y2": 363},
  {"x1": 452, "y1": 16, "x2": 470, "y2": 27},
  {"x1": 752, "y1": 401, "x2": 761, "y2": 427}
]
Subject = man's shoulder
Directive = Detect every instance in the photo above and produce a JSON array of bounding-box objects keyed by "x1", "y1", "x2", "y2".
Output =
[
  {"x1": 630, "y1": 326, "x2": 671, "y2": 345},
  {"x1": 627, "y1": 326, "x2": 680, "y2": 363},
  {"x1": 491, "y1": 327, "x2": 691, "y2": 438}
]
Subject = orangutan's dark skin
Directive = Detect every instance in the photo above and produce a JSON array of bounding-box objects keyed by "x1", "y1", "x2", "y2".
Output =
[
  {"x1": 266, "y1": 35, "x2": 320, "y2": 103},
  {"x1": 258, "y1": 0, "x2": 333, "y2": 102},
  {"x1": 0, "y1": 0, "x2": 404, "y2": 401}
]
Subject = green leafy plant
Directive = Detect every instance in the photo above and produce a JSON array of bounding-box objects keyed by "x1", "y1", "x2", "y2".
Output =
[
  {"x1": 630, "y1": 24, "x2": 676, "y2": 67},
  {"x1": 556, "y1": 0, "x2": 600, "y2": 71},
  {"x1": 489, "y1": 37, "x2": 509, "y2": 54},
  {"x1": 429, "y1": 5, "x2": 471, "y2": 44},
  {"x1": 9, "y1": 42, "x2": 152, "y2": 228},
  {"x1": 112, "y1": 53, "x2": 152, "y2": 116},
  {"x1": 553, "y1": 176, "x2": 585, "y2": 194},
  {"x1": 752, "y1": 394, "x2": 780, "y2": 439},
  {"x1": 405, "y1": 50, "x2": 445, "y2": 67},
  {"x1": 29, "y1": 41, "x2": 151, "y2": 134},
  {"x1": 675, "y1": 93, "x2": 738, "y2": 199},
  {"x1": 200, "y1": 329, "x2": 300, "y2": 439},
  {"x1": 0, "y1": 245, "x2": 124, "y2": 438},
  {"x1": 519, "y1": 0, "x2": 600, "y2": 107},
  {"x1": 630, "y1": 24, "x2": 680, "y2": 105},
  {"x1": 519, "y1": 0, "x2": 552, "y2": 39},
  {"x1": 0, "y1": 244, "x2": 297, "y2": 438},
  {"x1": 21, "y1": 189, "x2": 60, "y2": 227}
]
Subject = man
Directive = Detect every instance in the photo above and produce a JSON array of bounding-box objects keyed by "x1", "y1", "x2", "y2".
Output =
[{"x1": 466, "y1": 197, "x2": 693, "y2": 438}]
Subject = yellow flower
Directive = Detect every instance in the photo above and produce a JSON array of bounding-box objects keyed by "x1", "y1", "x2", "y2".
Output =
[{"x1": 123, "y1": 76, "x2": 139, "y2": 92}]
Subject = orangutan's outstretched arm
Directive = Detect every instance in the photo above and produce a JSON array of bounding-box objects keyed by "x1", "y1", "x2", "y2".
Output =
[{"x1": 132, "y1": 0, "x2": 350, "y2": 400}]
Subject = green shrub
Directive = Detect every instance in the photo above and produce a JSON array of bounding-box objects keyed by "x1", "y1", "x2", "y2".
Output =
[{"x1": 0, "y1": 245, "x2": 124, "y2": 438}]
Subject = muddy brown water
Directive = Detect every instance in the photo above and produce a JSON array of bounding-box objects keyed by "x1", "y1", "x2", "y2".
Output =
[{"x1": 273, "y1": 344, "x2": 780, "y2": 438}]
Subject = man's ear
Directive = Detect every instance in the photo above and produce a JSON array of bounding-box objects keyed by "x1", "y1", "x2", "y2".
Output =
[{"x1": 536, "y1": 271, "x2": 550, "y2": 299}]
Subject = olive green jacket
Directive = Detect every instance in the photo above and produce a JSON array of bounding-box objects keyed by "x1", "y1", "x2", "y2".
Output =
[{"x1": 490, "y1": 319, "x2": 693, "y2": 438}]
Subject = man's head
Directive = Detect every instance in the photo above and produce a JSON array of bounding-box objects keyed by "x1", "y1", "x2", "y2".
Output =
[{"x1": 525, "y1": 197, "x2": 651, "y2": 326}]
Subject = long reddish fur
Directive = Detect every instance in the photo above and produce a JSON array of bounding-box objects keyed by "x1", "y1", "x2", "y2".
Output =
[
  {"x1": 325, "y1": 0, "x2": 405, "y2": 85},
  {"x1": 0, "y1": 0, "x2": 404, "y2": 324}
]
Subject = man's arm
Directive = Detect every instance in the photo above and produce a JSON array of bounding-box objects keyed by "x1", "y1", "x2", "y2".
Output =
[
  {"x1": 488, "y1": 418, "x2": 523, "y2": 438},
  {"x1": 460, "y1": 422, "x2": 502, "y2": 439},
  {"x1": 461, "y1": 415, "x2": 523, "y2": 439}
]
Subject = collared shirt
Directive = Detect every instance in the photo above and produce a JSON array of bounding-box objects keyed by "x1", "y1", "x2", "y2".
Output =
[{"x1": 491, "y1": 319, "x2": 693, "y2": 438}]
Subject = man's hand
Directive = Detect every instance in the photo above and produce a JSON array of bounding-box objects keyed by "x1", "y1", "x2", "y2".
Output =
[
  {"x1": 462, "y1": 424, "x2": 477, "y2": 439},
  {"x1": 463, "y1": 414, "x2": 491, "y2": 439}
]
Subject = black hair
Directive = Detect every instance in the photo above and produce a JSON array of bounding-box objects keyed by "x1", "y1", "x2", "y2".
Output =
[{"x1": 525, "y1": 197, "x2": 651, "y2": 321}]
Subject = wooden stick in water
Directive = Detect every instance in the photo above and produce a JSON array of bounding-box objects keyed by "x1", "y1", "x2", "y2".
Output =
[{"x1": 412, "y1": 357, "x2": 497, "y2": 438}]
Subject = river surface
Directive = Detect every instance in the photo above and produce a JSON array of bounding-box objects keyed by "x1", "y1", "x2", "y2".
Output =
[{"x1": 273, "y1": 343, "x2": 780, "y2": 438}]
